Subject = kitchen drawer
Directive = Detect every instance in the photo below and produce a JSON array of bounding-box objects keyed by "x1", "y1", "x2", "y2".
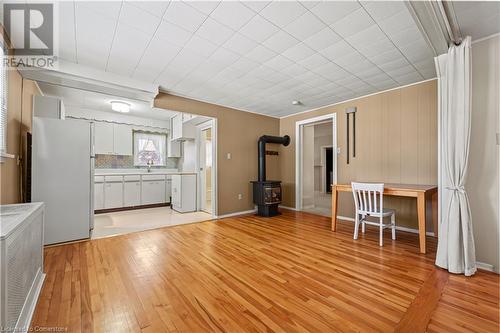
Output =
[
  {"x1": 94, "y1": 176, "x2": 105, "y2": 183},
  {"x1": 142, "y1": 174, "x2": 165, "y2": 181},
  {"x1": 124, "y1": 175, "x2": 141, "y2": 182},
  {"x1": 105, "y1": 175, "x2": 123, "y2": 182}
]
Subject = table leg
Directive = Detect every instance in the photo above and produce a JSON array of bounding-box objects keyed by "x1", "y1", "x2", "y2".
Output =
[
  {"x1": 332, "y1": 186, "x2": 338, "y2": 231},
  {"x1": 417, "y1": 192, "x2": 426, "y2": 254},
  {"x1": 432, "y1": 191, "x2": 438, "y2": 238}
]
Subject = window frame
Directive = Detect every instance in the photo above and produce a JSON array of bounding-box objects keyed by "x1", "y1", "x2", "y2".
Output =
[
  {"x1": 132, "y1": 130, "x2": 168, "y2": 167},
  {"x1": 0, "y1": 39, "x2": 12, "y2": 161}
]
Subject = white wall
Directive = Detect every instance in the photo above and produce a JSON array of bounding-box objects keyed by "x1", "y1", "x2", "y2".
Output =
[{"x1": 468, "y1": 35, "x2": 500, "y2": 272}]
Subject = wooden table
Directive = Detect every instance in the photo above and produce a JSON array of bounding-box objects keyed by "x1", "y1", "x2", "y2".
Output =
[{"x1": 331, "y1": 183, "x2": 438, "y2": 254}]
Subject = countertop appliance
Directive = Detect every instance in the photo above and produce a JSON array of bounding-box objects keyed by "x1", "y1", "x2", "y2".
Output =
[{"x1": 32, "y1": 96, "x2": 94, "y2": 244}]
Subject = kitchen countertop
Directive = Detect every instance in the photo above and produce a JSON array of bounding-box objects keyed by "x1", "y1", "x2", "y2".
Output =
[{"x1": 95, "y1": 169, "x2": 197, "y2": 176}]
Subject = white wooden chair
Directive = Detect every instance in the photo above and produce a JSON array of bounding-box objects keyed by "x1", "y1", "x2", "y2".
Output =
[{"x1": 351, "y1": 182, "x2": 396, "y2": 246}]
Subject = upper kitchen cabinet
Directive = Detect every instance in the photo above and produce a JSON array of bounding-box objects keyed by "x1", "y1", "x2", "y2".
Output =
[
  {"x1": 94, "y1": 122, "x2": 132, "y2": 155},
  {"x1": 113, "y1": 124, "x2": 133, "y2": 155},
  {"x1": 167, "y1": 132, "x2": 181, "y2": 158},
  {"x1": 94, "y1": 122, "x2": 114, "y2": 154},
  {"x1": 170, "y1": 113, "x2": 196, "y2": 141}
]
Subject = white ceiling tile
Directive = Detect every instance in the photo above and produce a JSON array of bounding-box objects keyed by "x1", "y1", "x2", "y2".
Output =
[
  {"x1": 360, "y1": 1, "x2": 406, "y2": 21},
  {"x1": 280, "y1": 63, "x2": 309, "y2": 77},
  {"x1": 119, "y1": 3, "x2": 161, "y2": 35},
  {"x1": 298, "y1": 53, "x2": 329, "y2": 70},
  {"x1": 303, "y1": 27, "x2": 342, "y2": 51},
  {"x1": 58, "y1": 2, "x2": 77, "y2": 62},
  {"x1": 126, "y1": 1, "x2": 170, "y2": 18},
  {"x1": 156, "y1": 20, "x2": 193, "y2": 47},
  {"x1": 319, "y1": 40, "x2": 356, "y2": 59},
  {"x1": 209, "y1": 47, "x2": 240, "y2": 66},
  {"x1": 241, "y1": 1, "x2": 271, "y2": 13},
  {"x1": 262, "y1": 30, "x2": 300, "y2": 53},
  {"x1": 184, "y1": 35, "x2": 218, "y2": 57},
  {"x1": 309, "y1": 1, "x2": 360, "y2": 25},
  {"x1": 223, "y1": 33, "x2": 258, "y2": 55},
  {"x1": 77, "y1": 1, "x2": 122, "y2": 21},
  {"x1": 283, "y1": 11, "x2": 326, "y2": 40},
  {"x1": 378, "y1": 9, "x2": 414, "y2": 35},
  {"x1": 196, "y1": 17, "x2": 234, "y2": 46},
  {"x1": 107, "y1": 23, "x2": 151, "y2": 76},
  {"x1": 167, "y1": 49, "x2": 204, "y2": 75},
  {"x1": 282, "y1": 43, "x2": 315, "y2": 62},
  {"x1": 185, "y1": 1, "x2": 220, "y2": 15},
  {"x1": 230, "y1": 57, "x2": 260, "y2": 73},
  {"x1": 368, "y1": 49, "x2": 401, "y2": 65},
  {"x1": 133, "y1": 36, "x2": 182, "y2": 81},
  {"x1": 245, "y1": 45, "x2": 277, "y2": 62},
  {"x1": 163, "y1": 1, "x2": 207, "y2": 32},
  {"x1": 239, "y1": 15, "x2": 280, "y2": 42},
  {"x1": 345, "y1": 24, "x2": 386, "y2": 49},
  {"x1": 259, "y1": 1, "x2": 307, "y2": 28},
  {"x1": 210, "y1": 1, "x2": 255, "y2": 30},
  {"x1": 265, "y1": 55, "x2": 294, "y2": 71},
  {"x1": 388, "y1": 26, "x2": 424, "y2": 48},
  {"x1": 331, "y1": 8, "x2": 375, "y2": 38}
]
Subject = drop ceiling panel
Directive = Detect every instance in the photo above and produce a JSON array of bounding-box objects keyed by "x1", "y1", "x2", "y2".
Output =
[
  {"x1": 59, "y1": 1, "x2": 447, "y2": 117},
  {"x1": 452, "y1": 1, "x2": 500, "y2": 40}
]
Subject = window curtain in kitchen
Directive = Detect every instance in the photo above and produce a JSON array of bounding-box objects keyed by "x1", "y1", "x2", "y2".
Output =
[{"x1": 434, "y1": 36, "x2": 476, "y2": 276}]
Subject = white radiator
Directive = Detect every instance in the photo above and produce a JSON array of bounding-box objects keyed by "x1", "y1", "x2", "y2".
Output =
[{"x1": 0, "y1": 203, "x2": 45, "y2": 332}]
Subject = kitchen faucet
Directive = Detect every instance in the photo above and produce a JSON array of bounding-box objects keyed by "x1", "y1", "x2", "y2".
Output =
[{"x1": 147, "y1": 159, "x2": 153, "y2": 172}]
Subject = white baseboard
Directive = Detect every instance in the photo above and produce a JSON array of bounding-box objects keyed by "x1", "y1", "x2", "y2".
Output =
[
  {"x1": 17, "y1": 269, "x2": 45, "y2": 333},
  {"x1": 279, "y1": 205, "x2": 297, "y2": 211},
  {"x1": 216, "y1": 209, "x2": 256, "y2": 219},
  {"x1": 337, "y1": 215, "x2": 435, "y2": 236},
  {"x1": 476, "y1": 261, "x2": 497, "y2": 273}
]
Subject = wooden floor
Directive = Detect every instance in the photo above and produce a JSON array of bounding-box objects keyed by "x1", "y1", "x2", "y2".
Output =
[{"x1": 31, "y1": 210, "x2": 499, "y2": 333}]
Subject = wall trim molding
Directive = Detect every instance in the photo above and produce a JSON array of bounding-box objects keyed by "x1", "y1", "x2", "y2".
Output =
[
  {"x1": 476, "y1": 261, "x2": 497, "y2": 273},
  {"x1": 279, "y1": 78, "x2": 437, "y2": 119},
  {"x1": 216, "y1": 209, "x2": 256, "y2": 219},
  {"x1": 472, "y1": 32, "x2": 500, "y2": 45},
  {"x1": 279, "y1": 205, "x2": 297, "y2": 211}
]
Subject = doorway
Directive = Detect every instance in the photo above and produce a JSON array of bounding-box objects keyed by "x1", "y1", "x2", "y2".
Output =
[
  {"x1": 197, "y1": 120, "x2": 217, "y2": 215},
  {"x1": 295, "y1": 114, "x2": 337, "y2": 216}
]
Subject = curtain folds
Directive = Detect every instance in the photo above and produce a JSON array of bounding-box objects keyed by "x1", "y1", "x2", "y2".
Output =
[{"x1": 435, "y1": 36, "x2": 476, "y2": 276}]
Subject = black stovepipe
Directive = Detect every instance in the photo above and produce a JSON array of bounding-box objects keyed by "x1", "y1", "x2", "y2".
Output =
[{"x1": 258, "y1": 135, "x2": 290, "y2": 182}]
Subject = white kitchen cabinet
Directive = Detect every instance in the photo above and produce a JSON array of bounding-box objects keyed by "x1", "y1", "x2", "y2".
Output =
[
  {"x1": 94, "y1": 179, "x2": 104, "y2": 210},
  {"x1": 141, "y1": 175, "x2": 166, "y2": 205},
  {"x1": 113, "y1": 124, "x2": 133, "y2": 155},
  {"x1": 94, "y1": 122, "x2": 114, "y2": 155},
  {"x1": 171, "y1": 174, "x2": 196, "y2": 213},
  {"x1": 104, "y1": 179, "x2": 123, "y2": 209},
  {"x1": 167, "y1": 132, "x2": 181, "y2": 157},
  {"x1": 170, "y1": 113, "x2": 195, "y2": 141},
  {"x1": 165, "y1": 178, "x2": 172, "y2": 203},
  {"x1": 124, "y1": 181, "x2": 141, "y2": 207}
]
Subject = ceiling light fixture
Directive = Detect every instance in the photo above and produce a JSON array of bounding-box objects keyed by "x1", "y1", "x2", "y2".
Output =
[
  {"x1": 111, "y1": 101, "x2": 130, "y2": 113},
  {"x1": 292, "y1": 100, "x2": 302, "y2": 106}
]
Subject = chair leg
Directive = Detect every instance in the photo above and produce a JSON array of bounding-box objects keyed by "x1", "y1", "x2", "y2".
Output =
[
  {"x1": 391, "y1": 213, "x2": 396, "y2": 240},
  {"x1": 354, "y1": 214, "x2": 360, "y2": 240},
  {"x1": 379, "y1": 217, "x2": 384, "y2": 246},
  {"x1": 361, "y1": 214, "x2": 366, "y2": 233}
]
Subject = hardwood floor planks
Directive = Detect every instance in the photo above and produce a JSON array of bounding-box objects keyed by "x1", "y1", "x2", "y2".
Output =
[{"x1": 30, "y1": 210, "x2": 499, "y2": 332}]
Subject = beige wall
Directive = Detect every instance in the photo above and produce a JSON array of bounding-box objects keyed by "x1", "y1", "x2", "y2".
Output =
[
  {"x1": 154, "y1": 94, "x2": 280, "y2": 216},
  {"x1": 279, "y1": 80, "x2": 438, "y2": 229},
  {"x1": 468, "y1": 35, "x2": 499, "y2": 272},
  {"x1": 0, "y1": 31, "x2": 41, "y2": 204}
]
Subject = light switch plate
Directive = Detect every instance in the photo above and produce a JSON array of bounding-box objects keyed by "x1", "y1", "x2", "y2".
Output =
[
  {"x1": 496, "y1": 133, "x2": 500, "y2": 145},
  {"x1": 227, "y1": 152, "x2": 232, "y2": 159}
]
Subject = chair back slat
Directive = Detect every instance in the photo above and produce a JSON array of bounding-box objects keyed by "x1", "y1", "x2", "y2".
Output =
[{"x1": 351, "y1": 182, "x2": 384, "y2": 215}]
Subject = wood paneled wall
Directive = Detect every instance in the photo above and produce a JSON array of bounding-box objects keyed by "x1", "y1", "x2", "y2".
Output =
[{"x1": 279, "y1": 79, "x2": 437, "y2": 229}]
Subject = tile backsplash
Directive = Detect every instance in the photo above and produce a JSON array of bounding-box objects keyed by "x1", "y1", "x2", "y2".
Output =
[{"x1": 95, "y1": 154, "x2": 179, "y2": 169}]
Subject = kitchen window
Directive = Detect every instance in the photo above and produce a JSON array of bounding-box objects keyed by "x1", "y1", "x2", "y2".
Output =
[
  {"x1": 0, "y1": 40, "x2": 8, "y2": 159},
  {"x1": 133, "y1": 131, "x2": 167, "y2": 167}
]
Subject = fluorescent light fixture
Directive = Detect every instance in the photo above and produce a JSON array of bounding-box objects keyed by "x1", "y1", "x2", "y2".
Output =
[{"x1": 111, "y1": 101, "x2": 130, "y2": 113}]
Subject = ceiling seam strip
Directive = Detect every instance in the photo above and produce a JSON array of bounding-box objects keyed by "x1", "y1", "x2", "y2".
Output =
[
  {"x1": 104, "y1": 0, "x2": 124, "y2": 72},
  {"x1": 358, "y1": 1, "x2": 425, "y2": 80},
  {"x1": 130, "y1": 1, "x2": 172, "y2": 77}
]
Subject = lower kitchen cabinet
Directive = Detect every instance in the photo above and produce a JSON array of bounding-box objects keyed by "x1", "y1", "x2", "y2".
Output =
[
  {"x1": 104, "y1": 181, "x2": 123, "y2": 209},
  {"x1": 166, "y1": 178, "x2": 172, "y2": 203},
  {"x1": 124, "y1": 181, "x2": 141, "y2": 207},
  {"x1": 171, "y1": 174, "x2": 196, "y2": 213},
  {"x1": 94, "y1": 181, "x2": 104, "y2": 210},
  {"x1": 141, "y1": 178, "x2": 166, "y2": 205}
]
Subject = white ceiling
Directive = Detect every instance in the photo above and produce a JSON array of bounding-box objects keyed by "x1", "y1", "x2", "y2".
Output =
[
  {"x1": 38, "y1": 83, "x2": 177, "y2": 120},
  {"x1": 451, "y1": 1, "x2": 500, "y2": 41},
  {"x1": 52, "y1": 1, "x2": 497, "y2": 117}
]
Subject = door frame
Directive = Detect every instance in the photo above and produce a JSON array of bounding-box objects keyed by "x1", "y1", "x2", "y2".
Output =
[
  {"x1": 295, "y1": 113, "x2": 337, "y2": 211},
  {"x1": 196, "y1": 119, "x2": 217, "y2": 217}
]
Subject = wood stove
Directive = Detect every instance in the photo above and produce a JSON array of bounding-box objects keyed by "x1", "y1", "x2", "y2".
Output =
[{"x1": 251, "y1": 135, "x2": 290, "y2": 217}]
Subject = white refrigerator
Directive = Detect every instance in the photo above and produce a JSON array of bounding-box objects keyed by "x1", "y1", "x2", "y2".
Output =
[{"x1": 32, "y1": 116, "x2": 94, "y2": 245}]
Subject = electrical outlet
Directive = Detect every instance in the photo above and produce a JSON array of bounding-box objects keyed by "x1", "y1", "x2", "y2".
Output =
[{"x1": 238, "y1": 194, "x2": 242, "y2": 200}]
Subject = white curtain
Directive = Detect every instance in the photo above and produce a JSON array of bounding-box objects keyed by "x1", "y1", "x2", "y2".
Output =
[{"x1": 435, "y1": 36, "x2": 476, "y2": 276}]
